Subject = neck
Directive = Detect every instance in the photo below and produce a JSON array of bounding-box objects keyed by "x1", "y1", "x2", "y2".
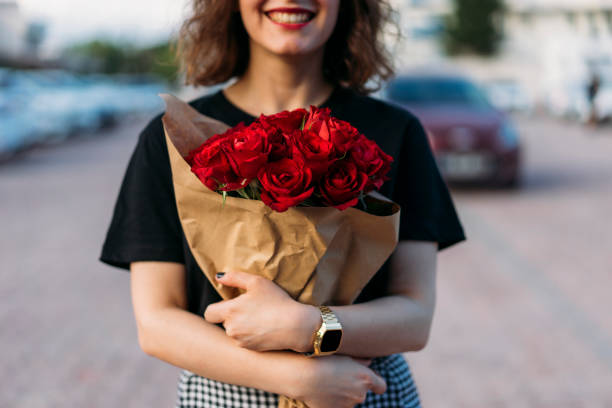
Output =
[{"x1": 223, "y1": 41, "x2": 334, "y2": 116}]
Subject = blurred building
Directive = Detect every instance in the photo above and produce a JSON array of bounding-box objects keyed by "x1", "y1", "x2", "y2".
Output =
[
  {"x1": 0, "y1": 0, "x2": 27, "y2": 59},
  {"x1": 0, "y1": 0, "x2": 47, "y2": 67},
  {"x1": 391, "y1": 0, "x2": 612, "y2": 107}
]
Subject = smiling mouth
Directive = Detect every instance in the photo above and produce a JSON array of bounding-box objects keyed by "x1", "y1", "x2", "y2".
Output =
[{"x1": 264, "y1": 9, "x2": 316, "y2": 25}]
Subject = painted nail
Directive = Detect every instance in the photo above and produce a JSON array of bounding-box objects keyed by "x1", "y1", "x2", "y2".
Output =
[{"x1": 216, "y1": 272, "x2": 226, "y2": 279}]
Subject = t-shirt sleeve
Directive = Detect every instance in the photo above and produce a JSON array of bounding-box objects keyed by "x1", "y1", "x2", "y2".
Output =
[
  {"x1": 392, "y1": 115, "x2": 466, "y2": 250},
  {"x1": 99, "y1": 115, "x2": 185, "y2": 270}
]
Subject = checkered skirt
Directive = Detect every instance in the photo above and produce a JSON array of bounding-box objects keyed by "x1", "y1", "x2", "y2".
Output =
[{"x1": 175, "y1": 353, "x2": 421, "y2": 408}]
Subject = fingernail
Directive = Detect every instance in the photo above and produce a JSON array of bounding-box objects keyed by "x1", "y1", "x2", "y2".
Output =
[{"x1": 216, "y1": 272, "x2": 225, "y2": 279}]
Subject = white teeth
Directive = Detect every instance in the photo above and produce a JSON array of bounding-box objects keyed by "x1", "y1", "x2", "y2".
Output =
[{"x1": 268, "y1": 12, "x2": 311, "y2": 24}]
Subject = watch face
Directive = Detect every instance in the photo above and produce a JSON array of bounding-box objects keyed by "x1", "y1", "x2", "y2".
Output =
[{"x1": 321, "y1": 329, "x2": 342, "y2": 353}]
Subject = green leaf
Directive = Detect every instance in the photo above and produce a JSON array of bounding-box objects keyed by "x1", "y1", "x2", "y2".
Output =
[
  {"x1": 359, "y1": 191, "x2": 368, "y2": 211},
  {"x1": 236, "y1": 188, "x2": 250, "y2": 200},
  {"x1": 248, "y1": 179, "x2": 262, "y2": 200},
  {"x1": 300, "y1": 114, "x2": 307, "y2": 131}
]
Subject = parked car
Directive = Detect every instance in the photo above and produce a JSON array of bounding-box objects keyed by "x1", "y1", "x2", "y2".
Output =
[
  {"x1": 483, "y1": 79, "x2": 534, "y2": 114},
  {"x1": 383, "y1": 73, "x2": 522, "y2": 187},
  {"x1": 0, "y1": 69, "x2": 165, "y2": 159}
]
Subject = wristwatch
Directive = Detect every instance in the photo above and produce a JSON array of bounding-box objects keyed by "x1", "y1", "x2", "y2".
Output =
[{"x1": 304, "y1": 306, "x2": 343, "y2": 357}]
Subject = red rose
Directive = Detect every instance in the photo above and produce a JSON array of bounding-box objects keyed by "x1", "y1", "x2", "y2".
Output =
[
  {"x1": 258, "y1": 157, "x2": 314, "y2": 212},
  {"x1": 259, "y1": 109, "x2": 308, "y2": 133},
  {"x1": 291, "y1": 128, "x2": 335, "y2": 181},
  {"x1": 318, "y1": 160, "x2": 368, "y2": 211},
  {"x1": 190, "y1": 131, "x2": 248, "y2": 192},
  {"x1": 223, "y1": 122, "x2": 271, "y2": 180},
  {"x1": 303, "y1": 106, "x2": 331, "y2": 136},
  {"x1": 349, "y1": 135, "x2": 393, "y2": 191},
  {"x1": 326, "y1": 117, "x2": 361, "y2": 153},
  {"x1": 261, "y1": 122, "x2": 294, "y2": 162},
  {"x1": 186, "y1": 124, "x2": 240, "y2": 166},
  {"x1": 303, "y1": 106, "x2": 360, "y2": 153}
]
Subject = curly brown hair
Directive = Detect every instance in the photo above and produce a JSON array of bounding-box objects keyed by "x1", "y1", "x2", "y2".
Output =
[{"x1": 177, "y1": 0, "x2": 398, "y2": 94}]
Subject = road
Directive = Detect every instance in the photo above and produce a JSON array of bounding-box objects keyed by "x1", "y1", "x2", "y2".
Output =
[{"x1": 1, "y1": 114, "x2": 611, "y2": 407}]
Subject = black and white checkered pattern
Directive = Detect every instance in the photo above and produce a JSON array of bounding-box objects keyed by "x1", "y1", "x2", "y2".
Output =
[
  {"x1": 355, "y1": 353, "x2": 421, "y2": 408},
  {"x1": 175, "y1": 353, "x2": 421, "y2": 407}
]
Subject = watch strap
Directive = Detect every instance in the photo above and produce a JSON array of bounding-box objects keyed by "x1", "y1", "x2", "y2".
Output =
[
  {"x1": 319, "y1": 306, "x2": 339, "y2": 326},
  {"x1": 304, "y1": 305, "x2": 342, "y2": 357}
]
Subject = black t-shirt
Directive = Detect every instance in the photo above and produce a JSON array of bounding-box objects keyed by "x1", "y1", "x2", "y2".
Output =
[{"x1": 100, "y1": 86, "x2": 466, "y2": 316}]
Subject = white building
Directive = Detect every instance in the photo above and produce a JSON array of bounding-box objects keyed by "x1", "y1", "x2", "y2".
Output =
[
  {"x1": 390, "y1": 0, "x2": 612, "y2": 106},
  {"x1": 0, "y1": 0, "x2": 27, "y2": 59}
]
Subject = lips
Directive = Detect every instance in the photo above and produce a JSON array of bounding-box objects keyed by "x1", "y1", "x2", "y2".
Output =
[{"x1": 264, "y1": 7, "x2": 316, "y2": 26}]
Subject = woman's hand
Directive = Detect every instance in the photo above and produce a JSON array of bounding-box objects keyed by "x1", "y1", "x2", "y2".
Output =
[
  {"x1": 295, "y1": 355, "x2": 387, "y2": 408},
  {"x1": 204, "y1": 271, "x2": 321, "y2": 353}
]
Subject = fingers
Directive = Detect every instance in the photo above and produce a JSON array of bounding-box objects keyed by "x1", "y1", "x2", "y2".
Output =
[
  {"x1": 203, "y1": 299, "x2": 234, "y2": 324},
  {"x1": 215, "y1": 270, "x2": 258, "y2": 290},
  {"x1": 350, "y1": 358, "x2": 386, "y2": 395},
  {"x1": 367, "y1": 370, "x2": 387, "y2": 395}
]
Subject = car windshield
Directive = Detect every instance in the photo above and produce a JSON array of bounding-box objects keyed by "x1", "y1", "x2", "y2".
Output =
[{"x1": 386, "y1": 78, "x2": 491, "y2": 107}]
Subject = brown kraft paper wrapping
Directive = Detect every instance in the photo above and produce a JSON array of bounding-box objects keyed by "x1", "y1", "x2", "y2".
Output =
[{"x1": 161, "y1": 94, "x2": 401, "y2": 408}]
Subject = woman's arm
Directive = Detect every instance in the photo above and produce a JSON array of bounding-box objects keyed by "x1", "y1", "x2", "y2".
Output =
[
  {"x1": 131, "y1": 261, "x2": 302, "y2": 395},
  {"x1": 206, "y1": 240, "x2": 437, "y2": 358},
  {"x1": 321, "y1": 240, "x2": 437, "y2": 357},
  {"x1": 130, "y1": 261, "x2": 387, "y2": 406}
]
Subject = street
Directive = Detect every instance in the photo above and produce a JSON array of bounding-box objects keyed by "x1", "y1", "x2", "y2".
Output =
[{"x1": 1, "y1": 113, "x2": 611, "y2": 407}]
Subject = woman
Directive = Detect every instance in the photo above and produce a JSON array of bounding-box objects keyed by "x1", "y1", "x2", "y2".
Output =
[{"x1": 100, "y1": 1, "x2": 466, "y2": 407}]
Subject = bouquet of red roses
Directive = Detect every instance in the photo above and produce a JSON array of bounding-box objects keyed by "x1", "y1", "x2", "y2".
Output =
[
  {"x1": 161, "y1": 94, "x2": 401, "y2": 408},
  {"x1": 186, "y1": 104, "x2": 393, "y2": 213}
]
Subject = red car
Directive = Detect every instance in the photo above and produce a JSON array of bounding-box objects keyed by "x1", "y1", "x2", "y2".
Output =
[{"x1": 384, "y1": 74, "x2": 522, "y2": 187}]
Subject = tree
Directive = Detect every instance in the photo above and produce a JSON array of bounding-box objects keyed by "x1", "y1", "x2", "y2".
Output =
[
  {"x1": 64, "y1": 40, "x2": 180, "y2": 84},
  {"x1": 442, "y1": 0, "x2": 505, "y2": 56}
]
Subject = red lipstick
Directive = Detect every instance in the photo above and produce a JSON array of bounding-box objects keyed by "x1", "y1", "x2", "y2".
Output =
[{"x1": 264, "y1": 7, "x2": 316, "y2": 30}]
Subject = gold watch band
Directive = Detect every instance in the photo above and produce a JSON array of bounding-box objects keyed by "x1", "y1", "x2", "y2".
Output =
[
  {"x1": 319, "y1": 306, "x2": 338, "y2": 325},
  {"x1": 304, "y1": 306, "x2": 343, "y2": 357}
]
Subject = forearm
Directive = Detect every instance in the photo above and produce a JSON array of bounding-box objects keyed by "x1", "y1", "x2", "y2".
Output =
[
  {"x1": 321, "y1": 241, "x2": 438, "y2": 358},
  {"x1": 301, "y1": 295, "x2": 433, "y2": 358},
  {"x1": 138, "y1": 306, "x2": 306, "y2": 398},
  {"x1": 201, "y1": 242, "x2": 437, "y2": 359}
]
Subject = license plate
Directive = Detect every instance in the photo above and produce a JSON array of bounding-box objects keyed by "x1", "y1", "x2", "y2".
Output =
[{"x1": 437, "y1": 153, "x2": 493, "y2": 179}]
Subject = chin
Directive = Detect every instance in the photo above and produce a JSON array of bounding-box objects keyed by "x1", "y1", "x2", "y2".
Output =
[
  {"x1": 274, "y1": 46, "x2": 309, "y2": 56},
  {"x1": 267, "y1": 40, "x2": 320, "y2": 57}
]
